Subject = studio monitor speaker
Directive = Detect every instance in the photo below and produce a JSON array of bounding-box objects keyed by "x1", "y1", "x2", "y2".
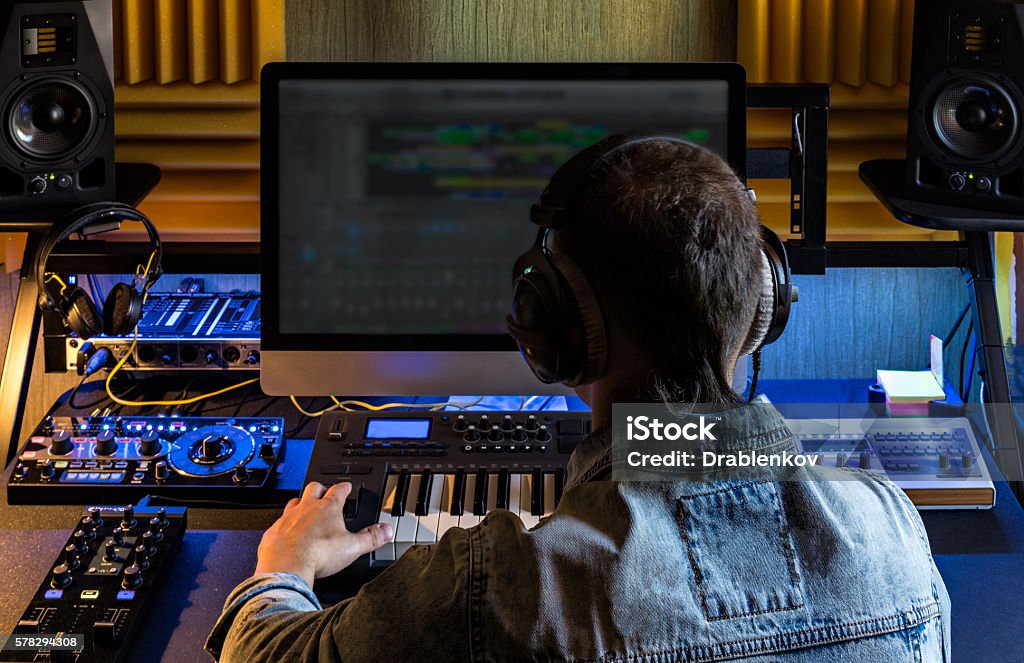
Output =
[
  {"x1": 0, "y1": 0, "x2": 114, "y2": 215},
  {"x1": 905, "y1": 1, "x2": 1024, "y2": 215}
]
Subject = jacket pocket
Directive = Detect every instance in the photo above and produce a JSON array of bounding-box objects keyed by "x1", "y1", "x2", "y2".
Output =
[{"x1": 676, "y1": 480, "x2": 805, "y2": 621}]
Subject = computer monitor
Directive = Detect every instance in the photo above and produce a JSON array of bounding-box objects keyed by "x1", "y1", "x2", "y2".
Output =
[{"x1": 260, "y1": 62, "x2": 746, "y2": 396}]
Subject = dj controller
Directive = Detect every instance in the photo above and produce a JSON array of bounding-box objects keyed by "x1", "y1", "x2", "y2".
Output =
[{"x1": 7, "y1": 416, "x2": 286, "y2": 504}]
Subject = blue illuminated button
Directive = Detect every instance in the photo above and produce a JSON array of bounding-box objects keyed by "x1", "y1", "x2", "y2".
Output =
[
  {"x1": 117, "y1": 590, "x2": 135, "y2": 601},
  {"x1": 44, "y1": 589, "x2": 63, "y2": 599}
]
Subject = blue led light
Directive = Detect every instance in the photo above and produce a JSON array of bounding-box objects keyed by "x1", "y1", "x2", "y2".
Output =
[
  {"x1": 271, "y1": 425, "x2": 280, "y2": 433},
  {"x1": 146, "y1": 425, "x2": 153, "y2": 431},
  {"x1": 249, "y1": 426, "x2": 256, "y2": 432}
]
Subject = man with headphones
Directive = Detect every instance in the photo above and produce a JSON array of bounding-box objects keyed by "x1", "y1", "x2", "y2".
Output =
[{"x1": 208, "y1": 136, "x2": 949, "y2": 662}]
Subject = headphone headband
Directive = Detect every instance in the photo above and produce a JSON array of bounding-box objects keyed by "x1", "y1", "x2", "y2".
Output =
[{"x1": 34, "y1": 203, "x2": 162, "y2": 313}]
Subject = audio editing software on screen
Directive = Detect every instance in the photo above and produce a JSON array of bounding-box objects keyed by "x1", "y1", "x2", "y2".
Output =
[{"x1": 277, "y1": 80, "x2": 730, "y2": 336}]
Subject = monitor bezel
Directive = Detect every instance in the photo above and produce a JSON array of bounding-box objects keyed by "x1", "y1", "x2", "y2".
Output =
[{"x1": 260, "y1": 61, "x2": 747, "y2": 352}]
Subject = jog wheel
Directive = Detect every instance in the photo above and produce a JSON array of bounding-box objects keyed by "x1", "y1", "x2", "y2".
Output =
[{"x1": 166, "y1": 425, "x2": 255, "y2": 477}]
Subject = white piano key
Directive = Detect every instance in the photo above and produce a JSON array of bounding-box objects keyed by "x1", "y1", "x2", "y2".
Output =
[
  {"x1": 416, "y1": 474, "x2": 446, "y2": 543},
  {"x1": 484, "y1": 472, "x2": 499, "y2": 517},
  {"x1": 459, "y1": 472, "x2": 480, "y2": 528},
  {"x1": 519, "y1": 473, "x2": 540, "y2": 530},
  {"x1": 542, "y1": 472, "x2": 557, "y2": 519},
  {"x1": 436, "y1": 474, "x2": 462, "y2": 539},
  {"x1": 395, "y1": 473, "x2": 422, "y2": 556},
  {"x1": 373, "y1": 474, "x2": 401, "y2": 562},
  {"x1": 508, "y1": 474, "x2": 522, "y2": 519}
]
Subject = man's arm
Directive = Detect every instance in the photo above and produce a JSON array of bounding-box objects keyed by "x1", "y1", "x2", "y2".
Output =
[{"x1": 205, "y1": 482, "x2": 473, "y2": 662}]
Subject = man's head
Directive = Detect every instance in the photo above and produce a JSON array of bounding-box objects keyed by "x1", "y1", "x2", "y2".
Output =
[{"x1": 550, "y1": 136, "x2": 766, "y2": 404}]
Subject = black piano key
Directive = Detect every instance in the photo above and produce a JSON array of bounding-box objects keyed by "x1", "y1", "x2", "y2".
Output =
[
  {"x1": 496, "y1": 469, "x2": 510, "y2": 510},
  {"x1": 450, "y1": 469, "x2": 465, "y2": 516},
  {"x1": 531, "y1": 468, "x2": 544, "y2": 516},
  {"x1": 473, "y1": 468, "x2": 488, "y2": 516},
  {"x1": 554, "y1": 467, "x2": 565, "y2": 506},
  {"x1": 392, "y1": 470, "x2": 410, "y2": 517},
  {"x1": 415, "y1": 469, "x2": 433, "y2": 516}
]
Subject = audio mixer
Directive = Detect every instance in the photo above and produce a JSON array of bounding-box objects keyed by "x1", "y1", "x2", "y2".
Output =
[
  {"x1": 8, "y1": 416, "x2": 285, "y2": 504},
  {"x1": 1, "y1": 504, "x2": 186, "y2": 663},
  {"x1": 308, "y1": 409, "x2": 996, "y2": 594}
]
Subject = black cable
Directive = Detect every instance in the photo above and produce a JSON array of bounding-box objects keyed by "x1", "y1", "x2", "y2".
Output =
[
  {"x1": 960, "y1": 321, "x2": 974, "y2": 401},
  {"x1": 944, "y1": 301, "x2": 971, "y2": 349},
  {"x1": 747, "y1": 350, "x2": 762, "y2": 403},
  {"x1": 141, "y1": 494, "x2": 292, "y2": 510},
  {"x1": 964, "y1": 332, "x2": 978, "y2": 401}
]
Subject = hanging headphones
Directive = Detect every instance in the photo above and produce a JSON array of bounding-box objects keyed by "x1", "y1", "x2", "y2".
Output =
[
  {"x1": 506, "y1": 134, "x2": 797, "y2": 388},
  {"x1": 35, "y1": 202, "x2": 163, "y2": 340}
]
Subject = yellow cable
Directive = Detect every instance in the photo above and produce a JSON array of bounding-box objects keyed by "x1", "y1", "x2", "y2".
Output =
[
  {"x1": 45, "y1": 273, "x2": 69, "y2": 294},
  {"x1": 331, "y1": 396, "x2": 484, "y2": 411},
  {"x1": 290, "y1": 395, "x2": 344, "y2": 417},
  {"x1": 104, "y1": 333, "x2": 257, "y2": 407}
]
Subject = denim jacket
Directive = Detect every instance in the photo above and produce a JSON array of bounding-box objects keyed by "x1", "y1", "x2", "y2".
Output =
[{"x1": 207, "y1": 404, "x2": 950, "y2": 662}]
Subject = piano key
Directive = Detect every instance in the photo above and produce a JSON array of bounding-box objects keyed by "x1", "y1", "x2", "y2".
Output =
[
  {"x1": 473, "y1": 468, "x2": 488, "y2": 516},
  {"x1": 436, "y1": 474, "x2": 462, "y2": 539},
  {"x1": 449, "y1": 469, "x2": 465, "y2": 516},
  {"x1": 391, "y1": 469, "x2": 410, "y2": 517},
  {"x1": 496, "y1": 469, "x2": 510, "y2": 510},
  {"x1": 530, "y1": 468, "x2": 544, "y2": 516},
  {"x1": 508, "y1": 474, "x2": 522, "y2": 517},
  {"x1": 554, "y1": 467, "x2": 565, "y2": 506},
  {"x1": 543, "y1": 472, "x2": 557, "y2": 519},
  {"x1": 459, "y1": 473, "x2": 481, "y2": 528},
  {"x1": 394, "y1": 473, "x2": 422, "y2": 555},
  {"x1": 416, "y1": 474, "x2": 445, "y2": 543},
  {"x1": 415, "y1": 469, "x2": 433, "y2": 516},
  {"x1": 520, "y1": 473, "x2": 540, "y2": 529},
  {"x1": 485, "y1": 472, "x2": 499, "y2": 516},
  {"x1": 374, "y1": 474, "x2": 401, "y2": 561}
]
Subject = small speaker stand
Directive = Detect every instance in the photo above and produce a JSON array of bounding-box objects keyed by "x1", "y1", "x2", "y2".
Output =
[{"x1": 861, "y1": 158, "x2": 1024, "y2": 503}]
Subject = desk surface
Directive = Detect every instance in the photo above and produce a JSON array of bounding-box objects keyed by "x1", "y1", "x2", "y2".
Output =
[{"x1": 1, "y1": 379, "x2": 1022, "y2": 661}]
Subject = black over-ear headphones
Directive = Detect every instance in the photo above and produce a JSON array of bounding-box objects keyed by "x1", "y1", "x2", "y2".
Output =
[
  {"x1": 35, "y1": 202, "x2": 163, "y2": 340},
  {"x1": 506, "y1": 134, "x2": 797, "y2": 388}
]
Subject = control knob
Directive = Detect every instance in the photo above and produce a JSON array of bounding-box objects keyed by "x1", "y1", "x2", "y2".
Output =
[
  {"x1": 40, "y1": 459, "x2": 55, "y2": 479},
  {"x1": 80, "y1": 516, "x2": 96, "y2": 539},
  {"x1": 139, "y1": 430, "x2": 162, "y2": 456},
  {"x1": 121, "y1": 505, "x2": 136, "y2": 530},
  {"x1": 501, "y1": 415, "x2": 515, "y2": 432},
  {"x1": 121, "y1": 564, "x2": 143, "y2": 589},
  {"x1": 939, "y1": 451, "x2": 950, "y2": 471},
  {"x1": 51, "y1": 563, "x2": 73, "y2": 589},
  {"x1": 88, "y1": 507, "x2": 104, "y2": 526},
  {"x1": 244, "y1": 350, "x2": 260, "y2": 365},
  {"x1": 452, "y1": 415, "x2": 468, "y2": 432},
  {"x1": 148, "y1": 517, "x2": 165, "y2": 540},
  {"x1": 962, "y1": 452, "x2": 975, "y2": 470},
  {"x1": 141, "y1": 531, "x2": 157, "y2": 555},
  {"x1": 154, "y1": 460, "x2": 169, "y2": 482},
  {"x1": 41, "y1": 416, "x2": 54, "y2": 435},
  {"x1": 949, "y1": 173, "x2": 967, "y2": 190},
  {"x1": 512, "y1": 425, "x2": 527, "y2": 442},
  {"x1": 859, "y1": 452, "x2": 872, "y2": 470},
  {"x1": 28, "y1": 176, "x2": 47, "y2": 195},
  {"x1": 535, "y1": 425, "x2": 552, "y2": 442},
  {"x1": 478, "y1": 415, "x2": 491, "y2": 431},
  {"x1": 111, "y1": 527, "x2": 125, "y2": 546},
  {"x1": 134, "y1": 544, "x2": 150, "y2": 570},
  {"x1": 524, "y1": 414, "x2": 539, "y2": 432},
  {"x1": 104, "y1": 540, "x2": 118, "y2": 562},
  {"x1": 488, "y1": 425, "x2": 504, "y2": 442},
  {"x1": 836, "y1": 452, "x2": 848, "y2": 468},
  {"x1": 72, "y1": 530, "x2": 89, "y2": 555},
  {"x1": 463, "y1": 425, "x2": 480, "y2": 442},
  {"x1": 95, "y1": 429, "x2": 117, "y2": 456},
  {"x1": 64, "y1": 544, "x2": 80, "y2": 570},
  {"x1": 233, "y1": 464, "x2": 251, "y2": 484},
  {"x1": 49, "y1": 429, "x2": 73, "y2": 455}
]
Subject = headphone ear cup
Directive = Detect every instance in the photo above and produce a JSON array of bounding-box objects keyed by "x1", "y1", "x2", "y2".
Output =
[
  {"x1": 61, "y1": 286, "x2": 103, "y2": 340},
  {"x1": 739, "y1": 250, "x2": 775, "y2": 357},
  {"x1": 547, "y1": 251, "x2": 608, "y2": 386},
  {"x1": 508, "y1": 272, "x2": 564, "y2": 384},
  {"x1": 103, "y1": 282, "x2": 143, "y2": 337}
]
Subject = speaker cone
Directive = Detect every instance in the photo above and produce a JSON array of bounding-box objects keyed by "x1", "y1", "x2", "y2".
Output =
[
  {"x1": 7, "y1": 79, "x2": 96, "y2": 161},
  {"x1": 930, "y1": 77, "x2": 1020, "y2": 162}
]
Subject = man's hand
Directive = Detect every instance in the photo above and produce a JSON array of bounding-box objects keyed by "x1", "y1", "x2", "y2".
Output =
[{"x1": 254, "y1": 481, "x2": 393, "y2": 587}]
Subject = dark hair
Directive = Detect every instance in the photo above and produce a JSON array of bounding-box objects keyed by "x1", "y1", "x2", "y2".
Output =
[{"x1": 560, "y1": 137, "x2": 763, "y2": 403}]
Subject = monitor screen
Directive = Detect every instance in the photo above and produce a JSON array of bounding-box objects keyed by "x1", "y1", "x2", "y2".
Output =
[{"x1": 260, "y1": 63, "x2": 746, "y2": 395}]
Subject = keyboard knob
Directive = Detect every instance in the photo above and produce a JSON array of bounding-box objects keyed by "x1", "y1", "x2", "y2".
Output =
[
  {"x1": 488, "y1": 425, "x2": 503, "y2": 442},
  {"x1": 40, "y1": 459, "x2": 55, "y2": 479},
  {"x1": 512, "y1": 425, "x2": 527, "y2": 442},
  {"x1": 122, "y1": 564, "x2": 143, "y2": 589},
  {"x1": 478, "y1": 415, "x2": 491, "y2": 431},
  {"x1": 501, "y1": 415, "x2": 515, "y2": 432},
  {"x1": 836, "y1": 452, "x2": 848, "y2": 468},
  {"x1": 463, "y1": 425, "x2": 480, "y2": 442},
  {"x1": 49, "y1": 429, "x2": 73, "y2": 455},
  {"x1": 452, "y1": 415, "x2": 468, "y2": 432},
  {"x1": 154, "y1": 460, "x2": 169, "y2": 481},
  {"x1": 41, "y1": 416, "x2": 54, "y2": 436},
  {"x1": 139, "y1": 430, "x2": 162, "y2": 456},
  {"x1": 95, "y1": 430, "x2": 117, "y2": 456},
  {"x1": 51, "y1": 563, "x2": 73, "y2": 589},
  {"x1": 962, "y1": 452, "x2": 975, "y2": 470},
  {"x1": 134, "y1": 544, "x2": 151, "y2": 569},
  {"x1": 72, "y1": 530, "x2": 89, "y2": 555},
  {"x1": 88, "y1": 506, "x2": 103, "y2": 526},
  {"x1": 114, "y1": 417, "x2": 125, "y2": 435},
  {"x1": 525, "y1": 414, "x2": 539, "y2": 432},
  {"x1": 859, "y1": 452, "x2": 872, "y2": 470},
  {"x1": 112, "y1": 527, "x2": 125, "y2": 546},
  {"x1": 148, "y1": 517, "x2": 165, "y2": 541},
  {"x1": 535, "y1": 425, "x2": 551, "y2": 442},
  {"x1": 939, "y1": 451, "x2": 950, "y2": 471},
  {"x1": 80, "y1": 516, "x2": 96, "y2": 539},
  {"x1": 104, "y1": 540, "x2": 118, "y2": 562}
]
